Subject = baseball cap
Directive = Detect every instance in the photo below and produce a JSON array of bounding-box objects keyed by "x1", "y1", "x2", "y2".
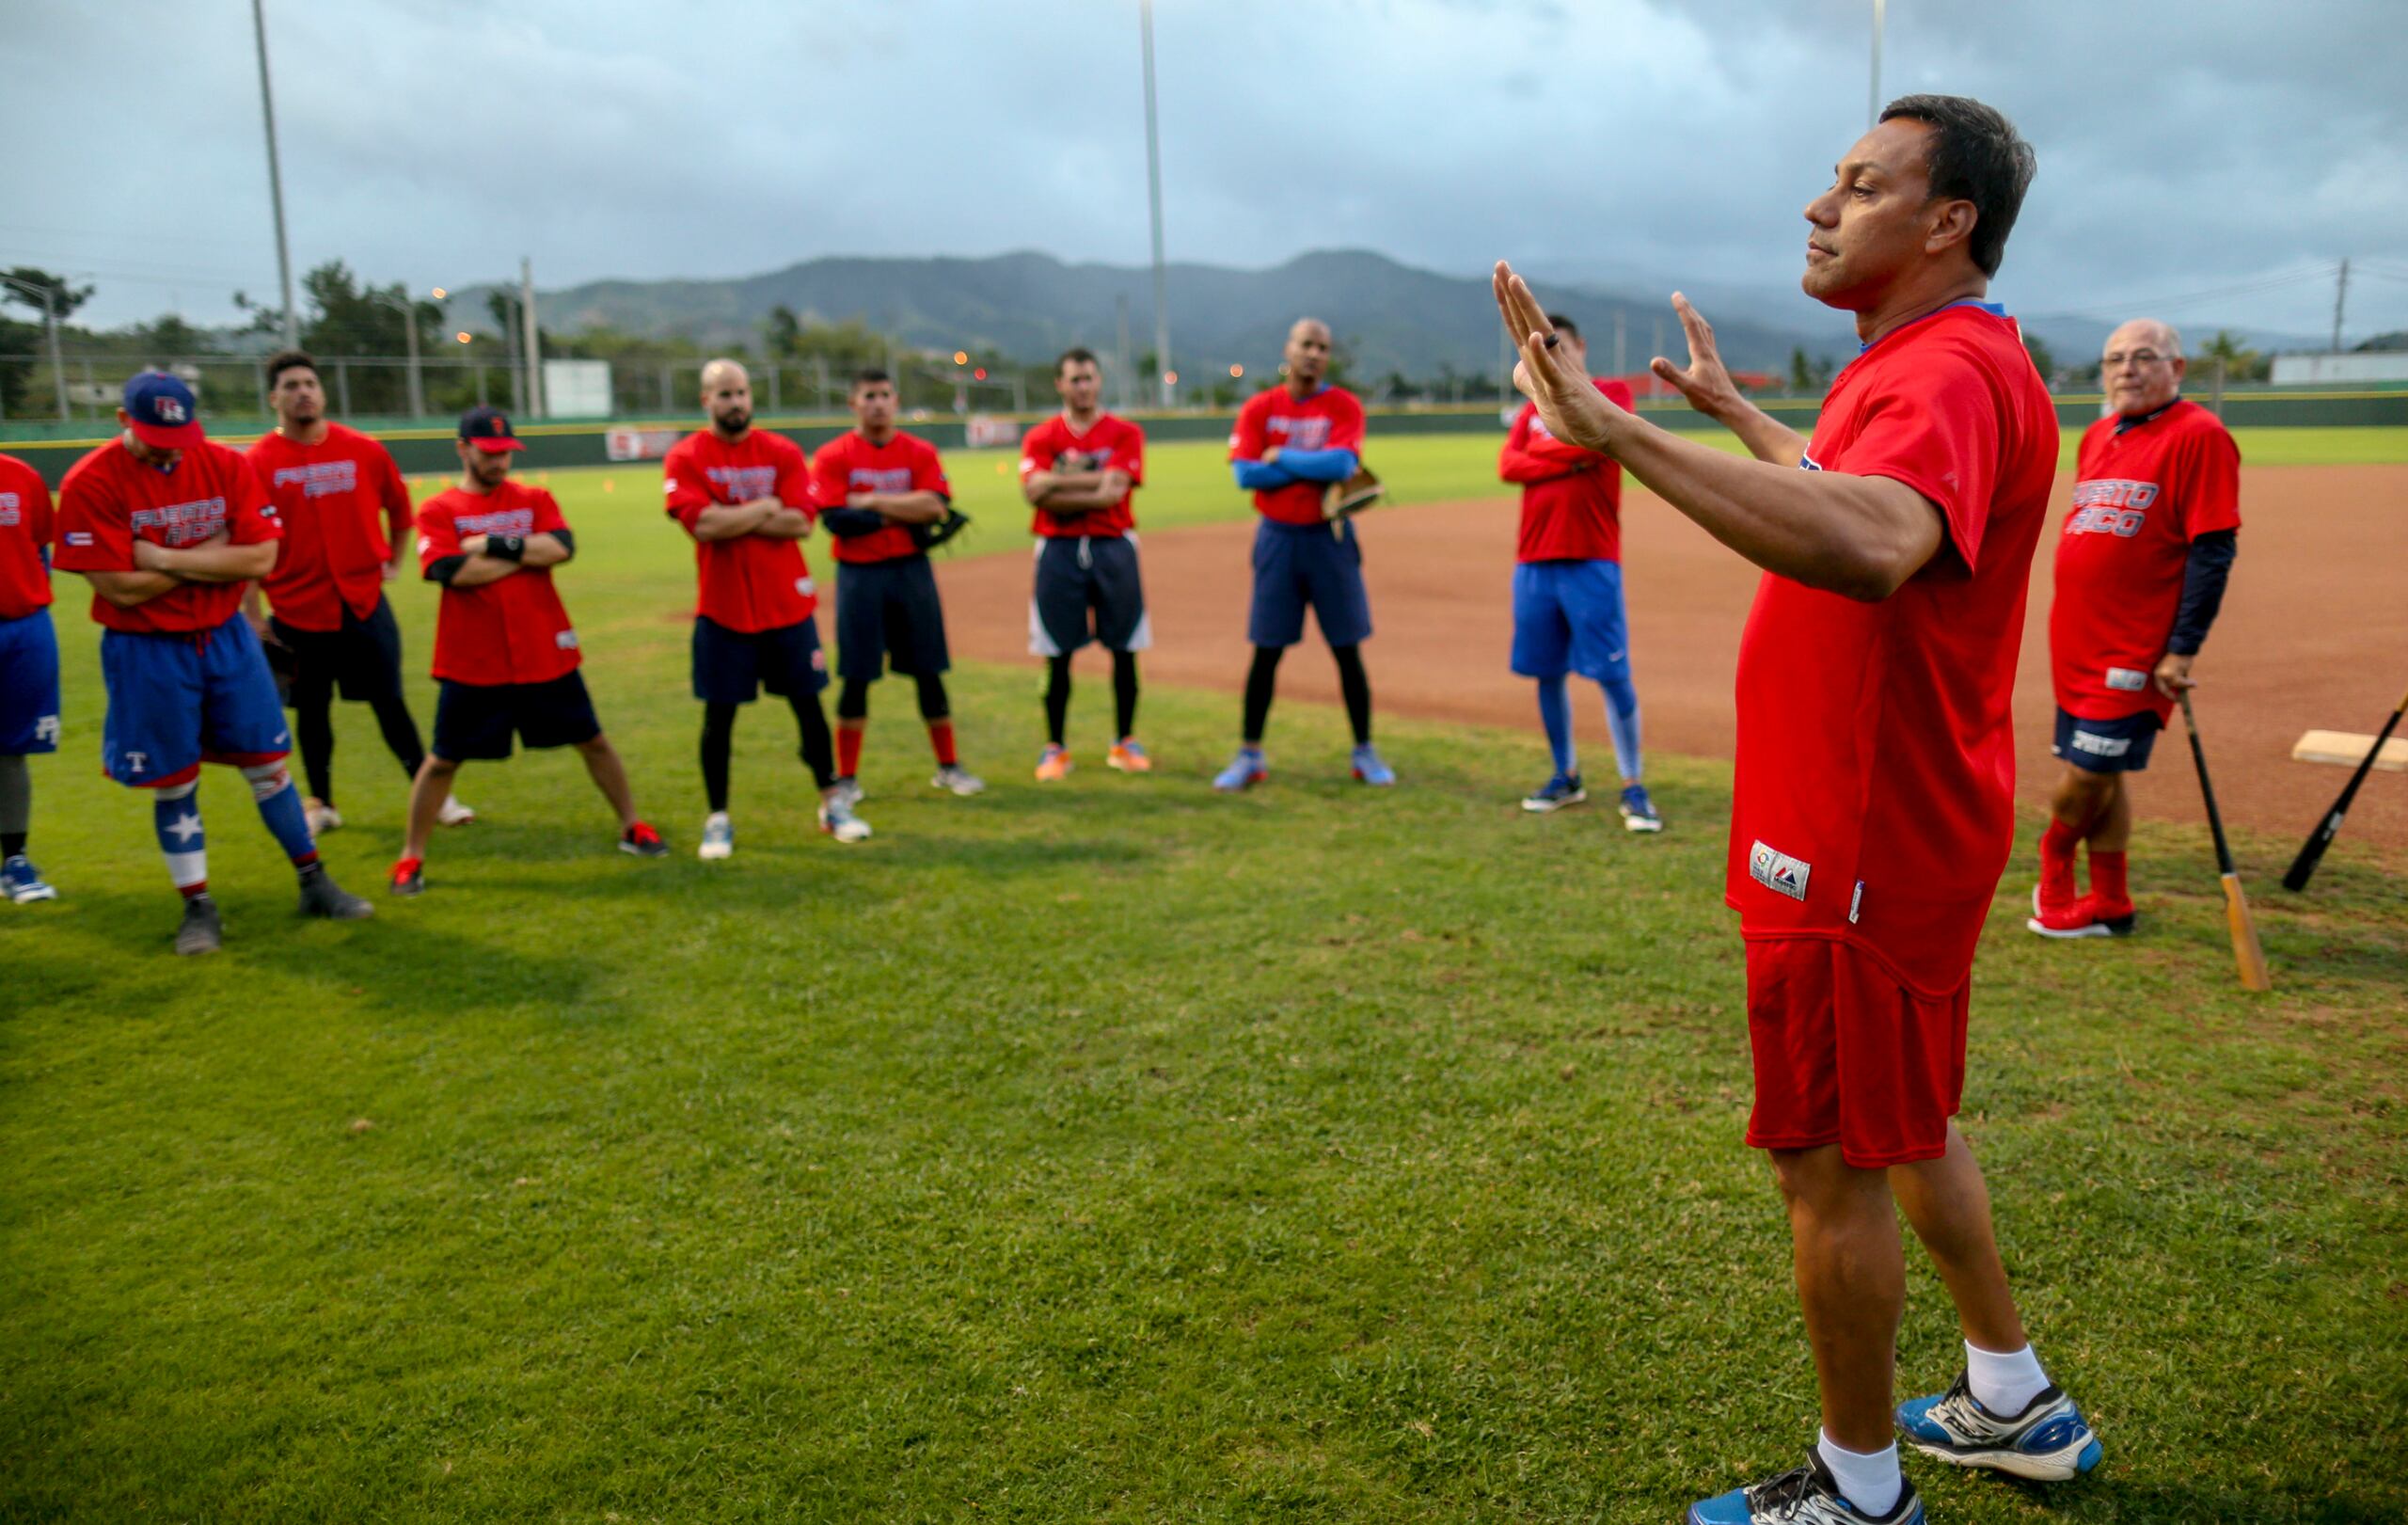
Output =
[
  {"x1": 458, "y1": 405, "x2": 526, "y2": 453},
  {"x1": 122, "y1": 372, "x2": 203, "y2": 449}
]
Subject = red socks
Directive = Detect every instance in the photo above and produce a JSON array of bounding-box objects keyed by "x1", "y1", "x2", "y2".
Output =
[
  {"x1": 2038, "y1": 819, "x2": 2082, "y2": 909},
  {"x1": 2090, "y1": 850, "x2": 2131, "y2": 913},
  {"x1": 927, "y1": 721, "x2": 958, "y2": 767},
  {"x1": 836, "y1": 723, "x2": 863, "y2": 779}
]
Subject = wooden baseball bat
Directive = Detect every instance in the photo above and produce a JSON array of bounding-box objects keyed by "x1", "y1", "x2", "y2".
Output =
[
  {"x1": 2282, "y1": 681, "x2": 2408, "y2": 892},
  {"x1": 2178, "y1": 691, "x2": 2271, "y2": 992}
]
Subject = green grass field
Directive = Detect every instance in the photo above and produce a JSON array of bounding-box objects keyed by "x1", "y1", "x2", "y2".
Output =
[{"x1": 4, "y1": 429, "x2": 2403, "y2": 1521}]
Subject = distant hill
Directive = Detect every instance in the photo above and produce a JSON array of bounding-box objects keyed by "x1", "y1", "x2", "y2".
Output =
[{"x1": 444, "y1": 249, "x2": 1829, "y2": 380}]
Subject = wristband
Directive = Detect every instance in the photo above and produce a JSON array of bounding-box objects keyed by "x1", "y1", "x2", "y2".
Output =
[{"x1": 486, "y1": 534, "x2": 527, "y2": 562}]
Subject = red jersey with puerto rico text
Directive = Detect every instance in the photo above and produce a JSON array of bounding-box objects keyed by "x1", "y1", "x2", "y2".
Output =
[
  {"x1": 1229, "y1": 384, "x2": 1366, "y2": 527},
  {"x1": 416, "y1": 479, "x2": 579, "y2": 686},
  {"x1": 54, "y1": 439, "x2": 281, "y2": 635},
  {"x1": 1021, "y1": 412, "x2": 1145, "y2": 538},
  {"x1": 246, "y1": 422, "x2": 414, "y2": 631},
  {"x1": 2051, "y1": 400, "x2": 2241, "y2": 725},
  {"x1": 1502, "y1": 378, "x2": 1635, "y2": 563},
  {"x1": 1727, "y1": 303, "x2": 2057, "y2": 994},
  {"x1": 0, "y1": 453, "x2": 55, "y2": 621},
  {"x1": 663, "y1": 428, "x2": 819, "y2": 632},
  {"x1": 809, "y1": 430, "x2": 949, "y2": 564}
]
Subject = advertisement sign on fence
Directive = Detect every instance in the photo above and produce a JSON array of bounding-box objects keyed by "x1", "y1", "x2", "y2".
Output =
[
  {"x1": 966, "y1": 414, "x2": 1022, "y2": 448},
  {"x1": 605, "y1": 427, "x2": 685, "y2": 462}
]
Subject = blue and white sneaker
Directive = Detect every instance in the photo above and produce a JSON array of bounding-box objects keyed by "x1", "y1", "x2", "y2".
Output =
[
  {"x1": 1522, "y1": 772, "x2": 1586, "y2": 813},
  {"x1": 1619, "y1": 782, "x2": 1664, "y2": 833},
  {"x1": 1897, "y1": 1372, "x2": 2102, "y2": 1482},
  {"x1": 1212, "y1": 746, "x2": 1268, "y2": 792},
  {"x1": 3, "y1": 853, "x2": 57, "y2": 903},
  {"x1": 1350, "y1": 742, "x2": 1396, "y2": 786},
  {"x1": 698, "y1": 812, "x2": 735, "y2": 861},
  {"x1": 1688, "y1": 1448, "x2": 1923, "y2": 1525},
  {"x1": 818, "y1": 796, "x2": 872, "y2": 843}
]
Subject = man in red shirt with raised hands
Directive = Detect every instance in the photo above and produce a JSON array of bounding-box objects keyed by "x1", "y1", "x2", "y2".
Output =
[{"x1": 1500, "y1": 95, "x2": 2099, "y2": 1524}]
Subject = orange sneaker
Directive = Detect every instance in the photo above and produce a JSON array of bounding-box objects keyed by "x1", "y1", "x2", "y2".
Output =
[
  {"x1": 1035, "y1": 743, "x2": 1073, "y2": 782},
  {"x1": 1106, "y1": 739, "x2": 1152, "y2": 773}
]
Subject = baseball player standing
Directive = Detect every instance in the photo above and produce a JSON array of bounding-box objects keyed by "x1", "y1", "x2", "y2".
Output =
[
  {"x1": 2030, "y1": 320, "x2": 2241, "y2": 938},
  {"x1": 0, "y1": 450, "x2": 61, "y2": 902},
  {"x1": 1500, "y1": 95, "x2": 2099, "y2": 1523}
]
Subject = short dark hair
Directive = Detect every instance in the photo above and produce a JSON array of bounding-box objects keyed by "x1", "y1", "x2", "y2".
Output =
[
  {"x1": 1545, "y1": 314, "x2": 1580, "y2": 342},
  {"x1": 1877, "y1": 94, "x2": 2036, "y2": 278},
  {"x1": 851, "y1": 368, "x2": 892, "y2": 391},
  {"x1": 265, "y1": 349, "x2": 318, "y2": 389},
  {"x1": 1056, "y1": 346, "x2": 1100, "y2": 376}
]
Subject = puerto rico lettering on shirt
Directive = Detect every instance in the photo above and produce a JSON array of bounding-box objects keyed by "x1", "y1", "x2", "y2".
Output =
[
  {"x1": 129, "y1": 496, "x2": 234, "y2": 547},
  {"x1": 54, "y1": 440, "x2": 281, "y2": 635},
  {"x1": 695, "y1": 465, "x2": 781, "y2": 501},
  {"x1": 2064, "y1": 479, "x2": 2158, "y2": 537},
  {"x1": 454, "y1": 507, "x2": 537, "y2": 537},
  {"x1": 270, "y1": 459, "x2": 359, "y2": 499}
]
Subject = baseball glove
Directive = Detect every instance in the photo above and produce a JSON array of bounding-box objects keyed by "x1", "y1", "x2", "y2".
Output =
[
  {"x1": 1322, "y1": 463, "x2": 1384, "y2": 521},
  {"x1": 911, "y1": 507, "x2": 973, "y2": 552}
]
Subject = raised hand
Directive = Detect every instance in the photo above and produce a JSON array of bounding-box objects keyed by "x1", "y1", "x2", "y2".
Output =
[
  {"x1": 1492, "y1": 261, "x2": 1621, "y2": 453},
  {"x1": 1650, "y1": 293, "x2": 1746, "y2": 422}
]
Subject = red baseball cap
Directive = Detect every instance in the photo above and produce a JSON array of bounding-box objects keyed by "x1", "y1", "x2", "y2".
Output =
[
  {"x1": 458, "y1": 405, "x2": 526, "y2": 453},
  {"x1": 123, "y1": 372, "x2": 204, "y2": 449}
]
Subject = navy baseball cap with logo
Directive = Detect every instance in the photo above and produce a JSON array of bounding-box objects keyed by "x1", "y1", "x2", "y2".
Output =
[
  {"x1": 122, "y1": 372, "x2": 203, "y2": 449},
  {"x1": 458, "y1": 405, "x2": 526, "y2": 453}
]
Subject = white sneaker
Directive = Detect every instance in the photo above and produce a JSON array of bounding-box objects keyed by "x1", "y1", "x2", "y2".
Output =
[
  {"x1": 305, "y1": 798, "x2": 343, "y2": 834},
  {"x1": 930, "y1": 764, "x2": 986, "y2": 797},
  {"x1": 437, "y1": 795, "x2": 477, "y2": 827},
  {"x1": 818, "y1": 797, "x2": 872, "y2": 843},
  {"x1": 698, "y1": 811, "x2": 734, "y2": 861}
]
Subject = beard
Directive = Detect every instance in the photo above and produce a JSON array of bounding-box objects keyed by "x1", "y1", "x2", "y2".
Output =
[{"x1": 717, "y1": 409, "x2": 752, "y2": 435}]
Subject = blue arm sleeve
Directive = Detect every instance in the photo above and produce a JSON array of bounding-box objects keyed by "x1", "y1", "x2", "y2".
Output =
[
  {"x1": 820, "y1": 506, "x2": 888, "y2": 538},
  {"x1": 1232, "y1": 459, "x2": 1297, "y2": 491},
  {"x1": 2165, "y1": 529, "x2": 2236, "y2": 656},
  {"x1": 1271, "y1": 447, "x2": 1359, "y2": 484}
]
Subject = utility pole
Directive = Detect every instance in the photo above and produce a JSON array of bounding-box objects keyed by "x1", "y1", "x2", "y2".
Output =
[
  {"x1": 1116, "y1": 292, "x2": 1135, "y2": 412},
  {"x1": 1140, "y1": 0, "x2": 1173, "y2": 409},
  {"x1": 1613, "y1": 308, "x2": 1627, "y2": 381},
  {"x1": 1868, "y1": 0, "x2": 1887, "y2": 127},
  {"x1": 520, "y1": 258, "x2": 545, "y2": 418},
  {"x1": 250, "y1": 0, "x2": 298, "y2": 347},
  {"x1": 2331, "y1": 257, "x2": 2351, "y2": 353}
]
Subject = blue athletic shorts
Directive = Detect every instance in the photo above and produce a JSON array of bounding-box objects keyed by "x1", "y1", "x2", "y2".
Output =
[
  {"x1": 0, "y1": 608, "x2": 61, "y2": 755},
  {"x1": 1511, "y1": 559, "x2": 1630, "y2": 682},
  {"x1": 691, "y1": 615, "x2": 830, "y2": 706},
  {"x1": 98, "y1": 614, "x2": 292, "y2": 787},
  {"x1": 1031, "y1": 534, "x2": 1150, "y2": 656},
  {"x1": 2052, "y1": 706, "x2": 2161, "y2": 774},
  {"x1": 835, "y1": 556, "x2": 950, "y2": 682},
  {"x1": 1248, "y1": 516, "x2": 1371, "y2": 648}
]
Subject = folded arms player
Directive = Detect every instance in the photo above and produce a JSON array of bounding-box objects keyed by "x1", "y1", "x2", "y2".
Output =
[{"x1": 0, "y1": 451, "x2": 61, "y2": 902}]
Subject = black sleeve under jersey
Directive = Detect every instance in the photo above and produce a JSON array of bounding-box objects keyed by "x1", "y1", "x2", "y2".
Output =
[
  {"x1": 424, "y1": 554, "x2": 467, "y2": 584},
  {"x1": 545, "y1": 528, "x2": 576, "y2": 560},
  {"x1": 820, "y1": 506, "x2": 887, "y2": 538},
  {"x1": 2166, "y1": 529, "x2": 2237, "y2": 657}
]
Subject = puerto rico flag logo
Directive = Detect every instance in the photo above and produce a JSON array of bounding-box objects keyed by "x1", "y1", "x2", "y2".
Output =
[{"x1": 64, "y1": 531, "x2": 95, "y2": 547}]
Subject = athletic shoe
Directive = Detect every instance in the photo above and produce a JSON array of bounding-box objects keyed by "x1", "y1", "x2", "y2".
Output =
[
  {"x1": 297, "y1": 866, "x2": 374, "y2": 921},
  {"x1": 1351, "y1": 743, "x2": 1397, "y2": 786},
  {"x1": 1898, "y1": 1371, "x2": 2103, "y2": 1483},
  {"x1": 3, "y1": 853, "x2": 56, "y2": 903},
  {"x1": 305, "y1": 797, "x2": 343, "y2": 835},
  {"x1": 438, "y1": 795, "x2": 477, "y2": 827},
  {"x1": 620, "y1": 821, "x2": 671, "y2": 858},
  {"x1": 1212, "y1": 746, "x2": 1268, "y2": 792},
  {"x1": 174, "y1": 895, "x2": 223, "y2": 957},
  {"x1": 389, "y1": 857, "x2": 425, "y2": 898},
  {"x1": 1522, "y1": 772, "x2": 1587, "y2": 813},
  {"x1": 1687, "y1": 1448, "x2": 1923, "y2": 1525},
  {"x1": 1107, "y1": 739, "x2": 1153, "y2": 773},
  {"x1": 1619, "y1": 783, "x2": 1664, "y2": 833},
  {"x1": 1035, "y1": 744, "x2": 1073, "y2": 783},
  {"x1": 931, "y1": 764, "x2": 986, "y2": 797},
  {"x1": 698, "y1": 812, "x2": 734, "y2": 861},
  {"x1": 831, "y1": 776, "x2": 863, "y2": 808},
  {"x1": 2026, "y1": 892, "x2": 2136, "y2": 940},
  {"x1": 818, "y1": 796, "x2": 872, "y2": 843}
]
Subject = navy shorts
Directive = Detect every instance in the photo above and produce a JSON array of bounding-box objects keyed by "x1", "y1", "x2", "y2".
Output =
[
  {"x1": 98, "y1": 615, "x2": 292, "y2": 787},
  {"x1": 692, "y1": 615, "x2": 830, "y2": 706},
  {"x1": 0, "y1": 609, "x2": 61, "y2": 755},
  {"x1": 433, "y1": 671, "x2": 602, "y2": 761},
  {"x1": 1511, "y1": 559, "x2": 1630, "y2": 683},
  {"x1": 1248, "y1": 516, "x2": 1371, "y2": 649},
  {"x1": 2052, "y1": 706, "x2": 2161, "y2": 773},
  {"x1": 835, "y1": 556, "x2": 950, "y2": 682},
  {"x1": 270, "y1": 595, "x2": 406, "y2": 706},
  {"x1": 1030, "y1": 534, "x2": 1150, "y2": 656}
]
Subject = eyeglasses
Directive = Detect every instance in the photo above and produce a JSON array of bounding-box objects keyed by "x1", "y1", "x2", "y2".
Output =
[{"x1": 2102, "y1": 351, "x2": 2172, "y2": 368}]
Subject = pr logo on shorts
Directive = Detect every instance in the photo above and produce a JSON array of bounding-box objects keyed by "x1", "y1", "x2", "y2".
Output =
[{"x1": 1749, "y1": 839, "x2": 1813, "y2": 902}]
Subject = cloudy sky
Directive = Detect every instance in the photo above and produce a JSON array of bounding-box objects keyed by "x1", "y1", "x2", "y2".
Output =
[{"x1": 8, "y1": 0, "x2": 2405, "y2": 342}]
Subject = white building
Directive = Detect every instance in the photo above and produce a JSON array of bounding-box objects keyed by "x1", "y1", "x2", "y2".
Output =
[{"x1": 2269, "y1": 352, "x2": 2408, "y2": 385}]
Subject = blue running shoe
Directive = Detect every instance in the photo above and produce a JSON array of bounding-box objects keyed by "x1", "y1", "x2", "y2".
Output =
[
  {"x1": 1619, "y1": 782, "x2": 1663, "y2": 833},
  {"x1": 1688, "y1": 1448, "x2": 1923, "y2": 1525},
  {"x1": 3, "y1": 853, "x2": 57, "y2": 903},
  {"x1": 1351, "y1": 742, "x2": 1396, "y2": 786},
  {"x1": 1212, "y1": 746, "x2": 1268, "y2": 792},
  {"x1": 1522, "y1": 772, "x2": 1587, "y2": 813},
  {"x1": 1898, "y1": 1372, "x2": 2102, "y2": 1483}
]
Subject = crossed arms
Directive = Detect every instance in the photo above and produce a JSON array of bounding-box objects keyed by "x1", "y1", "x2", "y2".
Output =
[
  {"x1": 86, "y1": 535, "x2": 277, "y2": 609},
  {"x1": 426, "y1": 530, "x2": 575, "y2": 587}
]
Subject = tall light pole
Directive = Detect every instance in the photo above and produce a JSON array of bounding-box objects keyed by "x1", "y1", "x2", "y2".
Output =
[
  {"x1": 1868, "y1": 0, "x2": 1887, "y2": 127},
  {"x1": 1140, "y1": 0, "x2": 1172, "y2": 409},
  {"x1": 250, "y1": 0, "x2": 299, "y2": 347},
  {"x1": 520, "y1": 258, "x2": 545, "y2": 419}
]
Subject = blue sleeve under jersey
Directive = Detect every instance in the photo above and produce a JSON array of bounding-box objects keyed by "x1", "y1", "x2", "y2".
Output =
[
  {"x1": 1232, "y1": 459, "x2": 1297, "y2": 491},
  {"x1": 1271, "y1": 447, "x2": 1359, "y2": 484}
]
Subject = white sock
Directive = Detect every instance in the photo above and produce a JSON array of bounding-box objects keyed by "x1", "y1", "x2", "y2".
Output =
[
  {"x1": 1816, "y1": 1431, "x2": 1902, "y2": 1517},
  {"x1": 1965, "y1": 1339, "x2": 2050, "y2": 1415}
]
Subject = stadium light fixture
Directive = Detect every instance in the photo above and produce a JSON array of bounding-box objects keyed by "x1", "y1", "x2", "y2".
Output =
[
  {"x1": 974, "y1": 368, "x2": 988, "y2": 381},
  {"x1": 953, "y1": 350, "x2": 970, "y2": 366},
  {"x1": 1228, "y1": 364, "x2": 1244, "y2": 378},
  {"x1": 432, "y1": 287, "x2": 448, "y2": 300},
  {"x1": 1163, "y1": 370, "x2": 1179, "y2": 386},
  {"x1": 455, "y1": 332, "x2": 472, "y2": 344}
]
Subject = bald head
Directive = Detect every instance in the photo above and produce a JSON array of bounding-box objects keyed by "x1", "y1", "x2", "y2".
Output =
[
  {"x1": 1283, "y1": 317, "x2": 1333, "y2": 393},
  {"x1": 701, "y1": 357, "x2": 753, "y2": 437},
  {"x1": 2101, "y1": 319, "x2": 2185, "y2": 419}
]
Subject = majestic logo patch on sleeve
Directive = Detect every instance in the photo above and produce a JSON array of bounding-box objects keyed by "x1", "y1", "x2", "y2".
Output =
[{"x1": 1749, "y1": 839, "x2": 1813, "y2": 902}]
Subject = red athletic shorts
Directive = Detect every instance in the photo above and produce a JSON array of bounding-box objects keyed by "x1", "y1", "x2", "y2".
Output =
[{"x1": 1743, "y1": 937, "x2": 1969, "y2": 1168}]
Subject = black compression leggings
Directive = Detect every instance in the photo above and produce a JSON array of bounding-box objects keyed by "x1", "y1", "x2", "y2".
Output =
[
  {"x1": 836, "y1": 672, "x2": 949, "y2": 723},
  {"x1": 1045, "y1": 651, "x2": 1140, "y2": 744},
  {"x1": 1243, "y1": 643, "x2": 1370, "y2": 746},
  {"x1": 701, "y1": 692, "x2": 839, "y2": 810},
  {"x1": 292, "y1": 674, "x2": 426, "y2": 806}
]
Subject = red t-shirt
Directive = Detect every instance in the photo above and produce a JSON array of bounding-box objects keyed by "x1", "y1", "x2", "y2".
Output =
[
  {"x1": 809, "y1": 431, "x2": 950, "y2": 564},
  {"x1": 1229, "y1": 385, "x2": 1367, "y2": 526},
  {"x1": 663, "y1": 428, "x2": 819, "y2": 632},
  {"x1": 1502, "y1": 379, "x2": 1635, "y2": 563},
  {"x1": 54, "y1": 439, "x2": 282, "y2": 635},
  {"x1": 2051, "y1": 400, "x2": 2242, "y2": 724},
  {"x1": 1726, "y1": 304, "x2": 2058, "y2": 993},
  {"x1": 0, "y1": 453, "x2": 55, "y2": 622},
  {"x1": 1021, "y1": 413, "x2": 1146, "y2": 537},
  {"x1": 246, "y1": 422, "x2": 414, "y2": 631},
  {"x1": 416, "y1": 480, "x2": 580, "y2": 686}
]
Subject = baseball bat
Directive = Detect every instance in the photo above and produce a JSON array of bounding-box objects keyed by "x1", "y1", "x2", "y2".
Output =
[
  {"x1": 2178, "y1": 691, "x2": 2272, "y2": 992},
  {"x1": 2281, "y1": 681, "x2": 2408, "y2": 892}
]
